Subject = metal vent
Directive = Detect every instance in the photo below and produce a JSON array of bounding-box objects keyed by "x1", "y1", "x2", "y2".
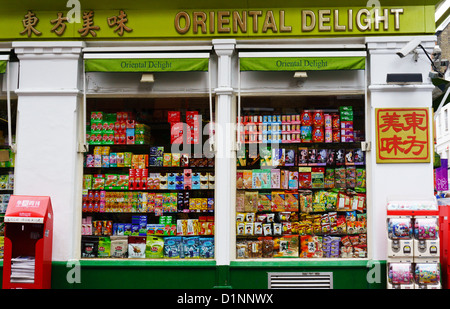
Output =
[{"x1": 268, "y1": 272, "x2": 333, "y2": 289}]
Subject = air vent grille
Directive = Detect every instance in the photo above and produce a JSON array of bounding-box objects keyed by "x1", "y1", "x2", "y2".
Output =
[{"x1": 268, "y1": 272, "x2": 333, "y2": 289}]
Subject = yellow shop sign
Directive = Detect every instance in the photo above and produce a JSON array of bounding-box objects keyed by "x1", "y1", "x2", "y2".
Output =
[
  {"x1": 174, "y1": 8, "x2": 405, "y2": 35},
  {"x1": 3, "y1": 5, "x2": 435, "y2": 40}
]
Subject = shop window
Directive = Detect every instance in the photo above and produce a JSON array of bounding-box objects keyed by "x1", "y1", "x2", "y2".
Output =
[
  {"x1": 0, "y1": 98, "x2": 16, "y2": 259},
  {"x1": 81, "y1": 97, "x2": 215, "y2": 259},
  {"x1": 235, "y1": 95, "x2": 367, "y2": 259}
]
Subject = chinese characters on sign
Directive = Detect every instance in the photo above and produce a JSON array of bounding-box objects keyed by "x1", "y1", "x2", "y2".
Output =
[
  {"x1": 20, "y1": 11, "x2": 42, "y2": 37},
  {"x1": 21, "y1": 10, "x2": 133, "y2": 37},
  {"x1": 376, "y1": 108, "x2": 430, "y2": 163}
]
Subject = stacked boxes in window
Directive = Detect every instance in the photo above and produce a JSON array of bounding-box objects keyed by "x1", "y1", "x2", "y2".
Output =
[{"x1": 340, "y1": 106, "x2": 354, "y2": 142}]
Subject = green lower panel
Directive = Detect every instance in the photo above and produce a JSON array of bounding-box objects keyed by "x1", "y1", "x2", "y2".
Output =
[
  {"x1": 0, "y1": 260, "x2": 387, "y2": 289},
  {"x1": 229, "y1": 260, "x2": 387, "y2": 289}
]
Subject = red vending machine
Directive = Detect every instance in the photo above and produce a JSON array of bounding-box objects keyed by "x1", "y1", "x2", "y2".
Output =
[{"x1": 2, "y1": 195, "x2": 53, "y2": 289}]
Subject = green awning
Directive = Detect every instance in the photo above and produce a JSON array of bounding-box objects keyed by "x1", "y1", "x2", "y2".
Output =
[
  {"x1": 239, "y1": 56, "x2": 365, "y2": 72},
  {"x1": 0, "y1": 60, "x2": 7, "y2": 74},
  {"x1": 84, "y1": 56, "x2": 209, "y2": 73}
]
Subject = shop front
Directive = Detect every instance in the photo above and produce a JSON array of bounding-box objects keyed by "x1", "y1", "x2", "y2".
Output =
[{"x1": 0, "y1": 0, "x2": 440, "y2": 289}]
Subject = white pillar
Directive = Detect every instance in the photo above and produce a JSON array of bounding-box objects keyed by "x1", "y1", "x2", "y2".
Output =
[
  {"x1": 12, "y1": 41, "x2": 85, "y2": 261},
  {"x1": 213, "y1": 39, "x2": 236, "y2": 266},
  {"x1": 365, "y1": 36, "x2": 436, "y2": 261}
]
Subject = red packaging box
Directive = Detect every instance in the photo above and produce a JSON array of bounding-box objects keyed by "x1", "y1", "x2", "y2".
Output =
[
  {"x1": 186, "y1": 111, "x2": 199, "y2": 124},
  {"x1": 126, "y1": 120, "x2": 136, "y2": 129},
  {"x1": 168, "y1": 111, "x2": 181, "y2": 123}
]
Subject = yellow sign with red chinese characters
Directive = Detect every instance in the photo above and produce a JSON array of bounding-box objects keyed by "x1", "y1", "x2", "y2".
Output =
[{"x1": 376, "y1": 108, "x2": 430, "y2": 163}]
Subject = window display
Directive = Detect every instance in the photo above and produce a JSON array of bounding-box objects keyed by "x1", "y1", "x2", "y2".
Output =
[
  {"x1": 0, "y1": 99, "x2": 16, "y2": 259},
  {"x1": 235, "y1": 96, "x2": 367, "y2": 259},
  {"x1": 81, "y1": 98, "x2": 215, "y2": 259}
]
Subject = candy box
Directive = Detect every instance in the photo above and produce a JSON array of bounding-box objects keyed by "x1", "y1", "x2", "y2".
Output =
[
  {"x1": 260, "y1": 169, "x2": 271, "y2": 189},
  {"x1": 117, "y1": 175, "x2": 129, "y2": 190},
  {"x1": 243, "y1": 170, "x2": 253, "y2": 189},
  {"x1": 285, "y1": 149, "x2": 296, "y2": 166},
  {"x1": 94, "y1": 154, "x2": 102, "y2": 167},
  {"x1": 288, "y1": 171, "x2": 298, "y2": 189},
  {"x1": 83, "y1": 174, "x2": 92, "y2": 190},
  {"x1": 116, "y1": 153, "x2": 125, "y2": 167},
  {"x1": 298, "y1": 167, "x2": 312, "y2": 189},
  {"x1": 92, "y1": 175, "x2": 105, "y2": 190},
  {"x1": 105, "y1": 174, "x2": 118, "y2": 189},
  {"x1": 171, "y1": 153, "x2": 181, "y2": 166},
  {"x1": 91, "y1": 111, "x2": 103, "y2": 123},
  {"x1": 124, "y1": 152, "x2": 132, "y2": 167},
  {"x1": 163, "y1": 153, "x2": 172, "y2": 167},
  {"x1": 102, "y1": 155, "x2": 110, "y2": 168},
  {"x1": 271, "y1": 169, "x2": 280, "y2": 189},
  {"x1": 280, "y1": 170, "x2": 289, "y2": 189},
  {"x1": 272, "y1": 148, "x2": 284, "y2": 167}
]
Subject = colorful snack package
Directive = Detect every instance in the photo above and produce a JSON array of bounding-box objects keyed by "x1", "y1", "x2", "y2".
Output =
[
  {"x1": 236, "y1": 171, "x2": 244, "y2": 189},
  {"x1": 284, "y1": 191, "x2": 299, "y2": 211},
  {"x1": 326, "y1": 191, "x2": 338, "y2": 210},
  {"x1": 254, "y1": 222, "x2": 263, "y2": 235},
  {"x1": 182, "y1": 236, "x2": 199, "y2": 259},
  {"x1": 299, "y1": 235, "x2": 322, "y2": 258},
  {"x1": 263, "y1": 223, "x2": 273, "y2": 236},
  {"x1": 236, "y1": 191, "x2": 245, "y2": 212},
  {"x1": 236, "y1": 212, "x2": 245, "y2": 222},
  {"x1": 128, "y1": 236, "x2": 146, "y2": 258},
  {"x1": 336, "y1": 215, "x2": 347, "y2": 234},
  {"x1": 312, "y1": 190, "x2": 327, "y2": 212},
  {"x1": 236, "y1": 222, "x2": 245, "y2": 236},
  {"x1": 260, "y1": 237, "x2": 274, "y2": 258},
  {"x1": 145, "y1": 236, "x2": 164, "y2": 259},
  {"x1": 244, "y1": 191, "x2": 258, "y2": 212},
  {"x1": 352, "y1": 194, "x2": 366, "y2": 212},
  {"x1": 337, "y1": 192, "x2": 351, "y2": 210},
  {"x1": 299, "y1": 190, "x2": 313, "y2": 213},
  {"x1": 199, "y1": 237, "x2": 215, "y2": 259},
  {"x1": 244, "y1": 222, "x2": 254, "y2": 236},
  {"x1": 324, "y1": 168, "x2": 335, "y2": 189},
  {"x1": 274, "y1": 235, "x2": 299, "y2": 257},
  {"x1": 236, "y1": 240, "x2": 248, "y2": 259},
  {"x1": 164, "y1": 236, "x2": 182, "y2": 258},
  {"x1": 258, "y1": 193, "x2": 272, "y2": 211},
  {"x1": 247, "y1": 240, "x2": 262, "y2": 258},
  {"x1": 271, "y1": 191, "x2": 285, "y2": 212},
  {"x1": 97, "y1": 237, "x2": 111, "y2": 258},
  {"x1": 298, "y1": 167, "x2": 312, "y2": 189}
]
